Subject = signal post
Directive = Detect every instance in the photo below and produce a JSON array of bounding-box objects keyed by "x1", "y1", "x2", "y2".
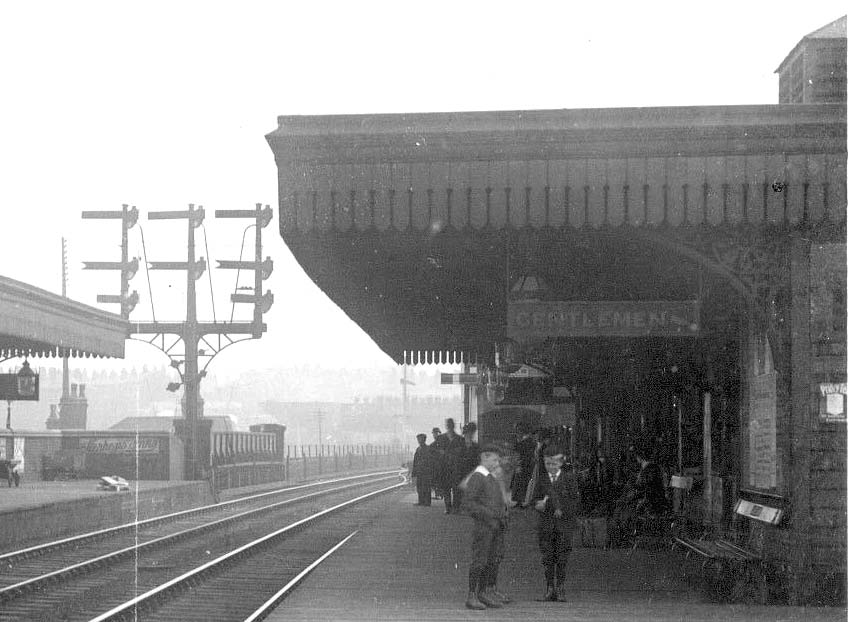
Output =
[{"x1": 83, "y1": 204, "x2": 274, "y2": 480}]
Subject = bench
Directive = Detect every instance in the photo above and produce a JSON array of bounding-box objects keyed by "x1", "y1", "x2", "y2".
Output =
[{"x1": 672, "y1": 498, "x2": 783, "y2": 603}]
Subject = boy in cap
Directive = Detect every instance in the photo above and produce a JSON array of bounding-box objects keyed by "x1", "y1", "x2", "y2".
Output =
[
  {"x1": 532, "y1": 444, "x2": 579, "y2": 602},
  {"x1": 462, "y1": 443, "x2": 509, "y2": 610}
]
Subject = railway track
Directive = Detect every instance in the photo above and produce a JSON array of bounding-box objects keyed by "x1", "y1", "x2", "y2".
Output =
[{"x1": 0, "y1": 470, "x2": 405, "y2": 621}]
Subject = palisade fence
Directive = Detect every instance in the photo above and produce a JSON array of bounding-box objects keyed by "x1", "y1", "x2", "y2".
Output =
[{"x1": 209, "y1": 443, "x2": 412, "y2": 493}]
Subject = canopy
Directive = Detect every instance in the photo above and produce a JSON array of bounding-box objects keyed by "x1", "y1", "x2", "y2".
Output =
[
  {"x1": 267, "y1": 104, "x2": 846, "y2": 364},
  {"x1": 0, "y1": 275, "x2": 129, "y2": 359}
]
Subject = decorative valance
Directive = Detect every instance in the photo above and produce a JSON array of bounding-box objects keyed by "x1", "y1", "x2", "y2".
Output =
[{"x1": 0, "y1": 275, "x2": 129, "y2": 359}]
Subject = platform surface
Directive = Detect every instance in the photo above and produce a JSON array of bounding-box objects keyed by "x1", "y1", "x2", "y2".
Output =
[{"x1": 268, "y1": 487, "x2": 846, "y2": 622}]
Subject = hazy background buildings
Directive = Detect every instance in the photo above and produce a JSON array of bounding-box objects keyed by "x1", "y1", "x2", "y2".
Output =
[{"x1": 1, "y1": 364, "x2": 463, "y2": 446}]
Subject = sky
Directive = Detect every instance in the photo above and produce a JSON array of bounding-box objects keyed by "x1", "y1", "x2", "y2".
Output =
[{"x1": 0, "y1": 0, "x2": 844, "y2": 379}]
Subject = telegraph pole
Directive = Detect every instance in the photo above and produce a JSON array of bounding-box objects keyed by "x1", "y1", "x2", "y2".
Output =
[
  {"x1": 400, "y1": 363, "x2": 415, "y2": 441},
  {"x1": 61, "y1": 238, "x2": 69, "y2": 400},
  {"x1": 315, "y1": 409, "x2": 325, "y2": 446},
  {"x1": 83, "y1": 204, "x2": 274, "y2": 480}
]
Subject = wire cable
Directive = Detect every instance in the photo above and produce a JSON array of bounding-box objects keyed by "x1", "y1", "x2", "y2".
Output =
[
  {"x1": 230, "y1": 224, "x2": 254, "y2": 322},
  {"x1": 201, "y1": 224, "x2": 217, "y2": 323},
  {"x1": 137, "y1": 225, "x2": 157, "y2": 322}
]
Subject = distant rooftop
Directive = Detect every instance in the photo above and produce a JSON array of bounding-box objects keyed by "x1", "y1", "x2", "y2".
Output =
[
  {"x1": 776, "y1": 16, "x2": 846, "y2": 104},
  {"x1": 110, "y1": 416, "x2": 237, "y2": 433}
]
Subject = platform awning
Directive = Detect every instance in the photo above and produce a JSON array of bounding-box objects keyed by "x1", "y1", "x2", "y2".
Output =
[
  {"x1": 0, "y1": 275, "x2": 130, "y2": 359},
  {"x1": 269, "y1": 104, "x2": 846, "y2": 235},
  {"x1": 267, "y1": 104, "x2": 847, "y2": 364}
]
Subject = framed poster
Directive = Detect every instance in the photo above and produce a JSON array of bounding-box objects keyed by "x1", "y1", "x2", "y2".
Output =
[{"x1": 748, "y1": 334, "x2": 777, "y2": 490}]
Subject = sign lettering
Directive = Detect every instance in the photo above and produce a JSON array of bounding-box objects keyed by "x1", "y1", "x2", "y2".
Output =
[
  {"x1": 507, "y1": 301, "x2": 699, "y2": 339},
  {"x1": 79, "y1": 437, "x2": 160, "y2": 455}
]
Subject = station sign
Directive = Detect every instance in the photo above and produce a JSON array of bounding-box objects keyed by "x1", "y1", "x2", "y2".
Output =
[
  {"x1": 507, "y1": 300, "x2": 700, "y2": 340},
  {"x1": 440, "y1": 373, "x2": 482, "y2": 385}
]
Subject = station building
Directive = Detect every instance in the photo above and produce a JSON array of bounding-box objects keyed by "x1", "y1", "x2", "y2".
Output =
[{"x1": 267, "y1": 17, "x2": 847, "y2": 604}]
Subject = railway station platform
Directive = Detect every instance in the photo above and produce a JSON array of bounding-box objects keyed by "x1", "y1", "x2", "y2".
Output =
[
  {"x1": 270, "y1": 486, "x2": 845, "y2": 622},
  {"x1": 0, "y1": 479, "x2": 214, "y2": 552}
]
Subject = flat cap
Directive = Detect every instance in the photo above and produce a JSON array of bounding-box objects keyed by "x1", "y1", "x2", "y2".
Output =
[
  {"x1": 542, "y1": 444, "x2": 565, "y2": 457},
  {"x1": 479, "y1": 443, "x2": 503, "y2": 455}
]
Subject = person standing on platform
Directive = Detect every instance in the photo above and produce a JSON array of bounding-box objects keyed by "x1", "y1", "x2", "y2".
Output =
[
  {"x1": 440, "y1": 417, "x2": 465, "y2": 514},
  {"x1": 590, "y1": 448, "x2": 615, "y2": 517},
  {"x1": 532, "y1": 444, "x2": 580, "y2": 602},
  {"x1": 411, "y1": 433, "x2": 433, "y2": 506},
  {"x1": 429, "y1": 427, "x2": 443, "y2": 500},
  {"x1": 456, "y1": 421, "x2": 481, "y2": 511},
  {"x1": 462, "y1": 443, "x2": 508, "y2": 610},
  {"x1": 510, "y1": 422, "x2": 536, "y2": 508}
]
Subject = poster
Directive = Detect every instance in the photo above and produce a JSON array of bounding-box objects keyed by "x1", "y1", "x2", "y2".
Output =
[{"x1": 748, "y1": 335, "x2": 777, "y2": 489}]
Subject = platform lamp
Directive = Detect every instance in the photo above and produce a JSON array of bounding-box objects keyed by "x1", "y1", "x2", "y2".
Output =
[{"x1": 1, "y1": 360, "x2": 39, "y2": 430}]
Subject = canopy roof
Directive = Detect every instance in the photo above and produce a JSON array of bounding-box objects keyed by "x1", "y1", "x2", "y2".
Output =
[
  {"x1": 0, "y1": 275, "x2": 129, "y2": 359},
  {"x1": 267, "y1": 104, "x2": 847, "y2": 364}
]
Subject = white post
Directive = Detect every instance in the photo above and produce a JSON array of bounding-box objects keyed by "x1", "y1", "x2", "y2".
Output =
[{"x1": 703, "y1": 392, "x2": 713, "y2": 527}]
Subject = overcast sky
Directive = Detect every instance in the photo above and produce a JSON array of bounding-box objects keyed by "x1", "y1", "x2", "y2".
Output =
[{"x1": 0, "y1": 1, "x2": 844, "y2": 377}]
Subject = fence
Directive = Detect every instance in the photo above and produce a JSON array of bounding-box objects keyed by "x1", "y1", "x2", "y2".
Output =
[{"x1": 210, "y1": 443, "x2": 411, "y2": 493}]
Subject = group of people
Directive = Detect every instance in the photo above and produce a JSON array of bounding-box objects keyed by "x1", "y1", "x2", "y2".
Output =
[
  {"x1": 411, "y1": 417, "x2": 482, "y2": 513},
  {"x1": 578, "y1": 438, "x2": 672, "y2": 518},
  {"x1": 411, "y1": 419, "x2": 579, "y2": 609}
]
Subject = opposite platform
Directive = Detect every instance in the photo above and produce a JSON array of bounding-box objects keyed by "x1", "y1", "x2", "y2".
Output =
[
  {"x1": 0, "y1": 479, "x2": 214, "y2": 552},
  {"x1": 268, "y1": 486, "x2": 845, "y2": 622}
]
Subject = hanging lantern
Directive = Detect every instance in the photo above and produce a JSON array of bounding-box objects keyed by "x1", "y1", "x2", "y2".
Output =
[{"x1": 16, "y1": 360, "x2": 37, "y2": 398}]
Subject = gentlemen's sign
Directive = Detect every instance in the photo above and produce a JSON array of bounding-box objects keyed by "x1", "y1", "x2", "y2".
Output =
[{"x1": 507, "y1": 301, "x2": 700, "y2": 339}]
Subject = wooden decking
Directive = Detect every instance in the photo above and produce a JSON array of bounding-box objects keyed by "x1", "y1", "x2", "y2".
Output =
[{"x1": 268, "y1": 487, "x2": 844, "y2": 621}]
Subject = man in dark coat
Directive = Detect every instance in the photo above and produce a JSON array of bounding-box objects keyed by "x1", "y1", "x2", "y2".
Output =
[
  {"x1": 511, "y1": 423, "x2": 537, "y2": 507},
  {"x1": 429, "y1": 427, "x2": 443, "y2": 500},
  {"x1": 438, "y1": 417, "x2": 465, "y2": 514},
  {"x1": 532, "y1": 444, "x2": 580, "y2": 602},
  {"x1": 411, "y1": 433, "x2": 433, "y2": 506},
  {"x1": 589, "y1": 448, "x2": 616, "y2": 516},
  {"x1": 455, "y1": 421, "x2": 480, "y2": 510},
  {"x1": 462, "y1": 443, "x2": 508, "y2": 610}
]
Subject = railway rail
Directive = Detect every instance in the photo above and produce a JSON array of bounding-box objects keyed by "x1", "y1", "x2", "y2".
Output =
[{"x1": 0, "y1": 470, "x2": 405, "y2": 621}]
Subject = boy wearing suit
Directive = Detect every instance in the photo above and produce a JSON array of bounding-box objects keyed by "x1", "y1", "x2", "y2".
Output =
[
  {"x1": 462, "y1": 443, "x2": 509, "y2": 610},
  {"x1": 533, "y1": 444, "x2": 580, "y2": 602}
]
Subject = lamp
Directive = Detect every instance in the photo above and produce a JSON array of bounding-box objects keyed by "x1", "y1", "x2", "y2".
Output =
[
  {"x1": 16, "y1": 360, "x2": 36, "y2": 398},
  {"x1": 2, "y1": 360, "x2": 39, "y2": 430}
]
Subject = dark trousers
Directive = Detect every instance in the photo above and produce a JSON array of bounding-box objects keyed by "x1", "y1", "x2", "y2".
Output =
[
  {"x1": 511, "y1": 470, "x2": 531, "y2": 505},
  {"x1": 468, "y1": 520, "x2": 505, "y2": 592},
  {"x1": 442, "y1": 483, "x2": 460, "y2": 512},
  {"x1": 538, "y1": 527, "x2": 572, "y2": 587},
  {"x1": 453, "y1": 486, "x2": 463, "y2": 511},
  {"x1": 415, "y1": 476, "x2": 432, "y2": 505}
]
